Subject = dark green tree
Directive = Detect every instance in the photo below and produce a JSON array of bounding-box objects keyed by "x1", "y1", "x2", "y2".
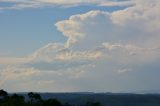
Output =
[
  {"x1": 28, "y1": 92, "x2": 42, "y2": 103},
  {"x1": 86, "y1": 101, "x2": 100, "y2": 106},
  {"x1": 1, "y1": 94, "x2": 25, "y2": 106},
  {"x1": 43, "y1": 99, "x2": 62, "y2": 106},
  {"x1": 0, "y1": 89, "x2": 8, "y2": 98},
  {"x1": 64, "y1": 102, "x2": 72, "y2": 106}
]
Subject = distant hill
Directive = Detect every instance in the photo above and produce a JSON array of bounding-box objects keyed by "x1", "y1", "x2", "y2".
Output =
[
  {"x1": 17, "y1": 92, "x2": 160, "y2": 106},
  {"x1": 134, "y1": 90, "x2": 160, "y2": 94}
]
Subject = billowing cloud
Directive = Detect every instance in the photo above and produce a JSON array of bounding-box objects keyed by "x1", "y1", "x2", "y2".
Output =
[
  {"x1": 30, "y1": 43, "x2": 102, "y2": 62},
  {"x1": 54, "y1": 0, "x2": 160, "y2": 90},
  {"x1": 55, "y1": 10, "x2": 112, "y2": 48},
  {"x1": 1, "y1": 0, "x2": 160, "y2": 92},
  {"x1": 55, "y1": 0, "x2": 160, "y2": 58},
  {"x1": 111, "y1": 0, "x2": 160, "y2": 32}
]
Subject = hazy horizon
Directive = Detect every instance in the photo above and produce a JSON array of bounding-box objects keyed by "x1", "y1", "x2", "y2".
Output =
[{"x1": 0, "y1": 0, "x2": 160, "y2": 93}]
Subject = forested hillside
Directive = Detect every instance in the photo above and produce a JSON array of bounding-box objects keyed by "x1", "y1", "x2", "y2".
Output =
[{"x1": 1, "y1": 89, "x2": 160, "y2": 106}]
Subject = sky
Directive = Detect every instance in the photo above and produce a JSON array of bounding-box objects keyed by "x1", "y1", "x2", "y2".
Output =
[{"x1": 0, "y1": 0, "x2": 160, "y2": 93}]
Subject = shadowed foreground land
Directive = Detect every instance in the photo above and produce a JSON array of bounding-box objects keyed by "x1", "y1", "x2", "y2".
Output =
[{"x1": 1, "y1": 89, "x2": 160, "y2": 106}]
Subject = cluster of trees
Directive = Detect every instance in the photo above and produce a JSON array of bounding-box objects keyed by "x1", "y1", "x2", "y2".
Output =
[{"x1": 0, "y1": 89, "x2": 100, "y2": 106}]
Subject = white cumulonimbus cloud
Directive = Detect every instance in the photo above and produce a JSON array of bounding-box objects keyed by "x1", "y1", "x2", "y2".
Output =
[
  {"x1": 0, "y1": 0, "x2": 160, "y2": 92},
  {"x1": 55, "y1": 0, "x2": 160, "y2": 52},
  {"x1": 55, "y1": 0, "x2": 160, "y2": 71}
]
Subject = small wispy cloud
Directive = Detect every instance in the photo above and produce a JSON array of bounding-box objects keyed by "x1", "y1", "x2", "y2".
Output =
[
  {"x1": 0, "y1": 0, "x2": 133, "y2": 10},
  {"x1": 117, "y1": 68, "x2": 132, "y2": 73}
]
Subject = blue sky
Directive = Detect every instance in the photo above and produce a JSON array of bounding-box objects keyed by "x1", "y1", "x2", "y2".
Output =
[{"x1": 0, "y1": 0, "x2": 160, "y2": 93}]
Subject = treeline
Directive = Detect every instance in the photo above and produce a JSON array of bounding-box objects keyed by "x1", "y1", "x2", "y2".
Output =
[{"x1": 0, "y1": 89, "x2": 100, "y2": 106}]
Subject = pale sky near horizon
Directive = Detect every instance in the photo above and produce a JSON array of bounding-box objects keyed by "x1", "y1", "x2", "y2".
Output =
[{"x1": 0, "y1": 0, "x2": 160, "y2": 93}]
